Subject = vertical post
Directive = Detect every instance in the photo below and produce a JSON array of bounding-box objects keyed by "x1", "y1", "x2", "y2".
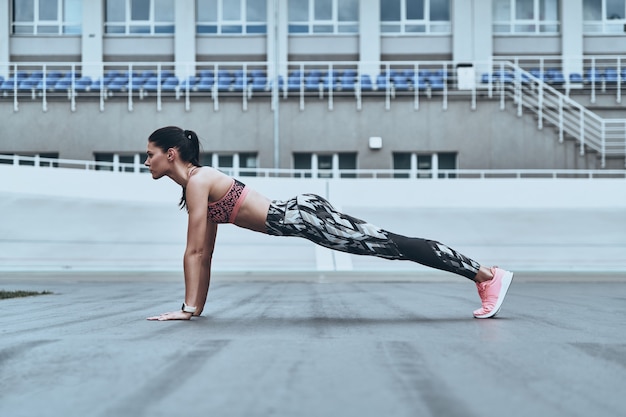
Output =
[
  {"x1": 579, "y1": 108, "x2": 585, "y2": 156},
  {"x1": 272, "y1": 0, "x2": 280, "y2": 171},
  {"x1": 70, "y1": 63, "x2": 76, "y2": 112},
  {"x1": 559, "y1": 95, "x2": 564, "y2": 143},
  {"x1": 42, "y1": 63, "x2": 48, "y2": 112},
  {"x1": 133, "y1": 154, "x2": 141, "y2": 173}
]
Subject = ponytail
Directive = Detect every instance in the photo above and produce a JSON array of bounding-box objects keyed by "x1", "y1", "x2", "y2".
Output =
[{"x1": 148, "y1": 126, "x2": 203, "y2": 211}]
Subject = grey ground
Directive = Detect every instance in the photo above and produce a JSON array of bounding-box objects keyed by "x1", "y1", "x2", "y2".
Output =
[{"x1": 1, "y1": 193, "x2": 625, "y2": 417}]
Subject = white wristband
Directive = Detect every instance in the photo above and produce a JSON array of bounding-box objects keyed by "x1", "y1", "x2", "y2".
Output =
[{"x1": 181, "y1": 302, "x2": 197, "y2": 314}]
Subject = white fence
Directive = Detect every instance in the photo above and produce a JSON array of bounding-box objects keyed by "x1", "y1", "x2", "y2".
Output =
[{"x1": 1, "y1": 154, "x2": 625, "y2": 180}]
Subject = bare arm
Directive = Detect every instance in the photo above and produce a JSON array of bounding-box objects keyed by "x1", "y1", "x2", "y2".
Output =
[
  {"x1": 194, "y1": 221, "x2": 218, "y2": 316},
  {"x1": 148, "y1": 173, "x2": 212, "y2": 321}
]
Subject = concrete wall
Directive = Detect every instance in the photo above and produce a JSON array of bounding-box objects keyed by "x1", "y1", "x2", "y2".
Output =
[
  {"x1": 1, "y1": 163, "x2": 625, "y2": 209},
  {"x1": 0, "y1": 95, "x2": 589, "y2": 169}
]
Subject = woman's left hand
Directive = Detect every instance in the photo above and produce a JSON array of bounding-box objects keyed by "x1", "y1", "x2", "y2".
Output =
[{"x1": 147, "y1": 310, "x2": 193, "y2": 321}]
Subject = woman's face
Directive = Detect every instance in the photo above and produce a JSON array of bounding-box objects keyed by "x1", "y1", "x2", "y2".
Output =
[{"x1": 144, "y1": 142, "x2": 170, "y2": 179}]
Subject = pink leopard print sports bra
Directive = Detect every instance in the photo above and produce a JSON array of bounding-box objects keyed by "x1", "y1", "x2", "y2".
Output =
[{"x1": 207, "y1": 179, "x2": 249, "y2": 223}]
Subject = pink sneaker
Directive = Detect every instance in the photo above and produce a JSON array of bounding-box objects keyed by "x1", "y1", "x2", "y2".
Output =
[{"x1": 473, "y1": 267, "x2": 514, "y2": 319}]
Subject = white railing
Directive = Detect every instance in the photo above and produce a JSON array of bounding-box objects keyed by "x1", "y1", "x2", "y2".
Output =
[
  {"x1": 2, "y1": 58, "x2": 625, "y2": 165},
  {"x1": 484, "y1": 60, "x2": 626, "y2": 167},
  {"x1": 1, "y1": 154, "x2": 624, "y2": 179}
]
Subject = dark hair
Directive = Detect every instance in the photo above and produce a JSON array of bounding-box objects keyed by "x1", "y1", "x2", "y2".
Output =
[{"x1": 148, "y1": 126, "x2": 202, "y2": 211}]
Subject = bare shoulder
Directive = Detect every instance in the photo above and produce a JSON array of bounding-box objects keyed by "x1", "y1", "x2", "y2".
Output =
[{"x1": 187, "y1": 166, "x2": 235, "y2": 200}]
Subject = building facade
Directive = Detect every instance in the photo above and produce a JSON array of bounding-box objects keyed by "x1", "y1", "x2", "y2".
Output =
[{"x1": 1, "y1": 0, "x2": 625, "y2": 172}]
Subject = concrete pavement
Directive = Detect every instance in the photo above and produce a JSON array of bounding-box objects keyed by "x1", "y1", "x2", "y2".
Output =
[{"x1": 1, "y1": 275, "x2": 625, "y2": 417}]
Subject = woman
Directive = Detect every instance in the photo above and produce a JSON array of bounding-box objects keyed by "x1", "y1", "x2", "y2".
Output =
[{"x1": 145, "y1": 126, "x2": 513, "y2": 321}]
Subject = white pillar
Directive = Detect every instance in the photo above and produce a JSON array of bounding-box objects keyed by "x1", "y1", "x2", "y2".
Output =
[
  {"x1": 359, "y1": 0, "x2": 380, "y2": 79},
  {"x1": 452, "y1": 0, "x2": 493, "y2": 75},
  {"x1": 81, "y1": 0, "x2": 104, "y2": 79},
  {"x1": 560, "y1": 0, "x2": 583, "y2": 79},
  {"x1": 0, "y1": 0, "x2": 10, "y2": 77},
  {"x1": 267, "y1": 0, "x2": 288, "y2": 79},
  {"x1": 175, "y1": 0, "x2": 196, "y2": 79}
]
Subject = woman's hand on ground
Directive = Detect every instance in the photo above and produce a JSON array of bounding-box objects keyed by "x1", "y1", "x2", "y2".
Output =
[{"x1": 146, "y1": 310, "x2": 193, "y2": 321}]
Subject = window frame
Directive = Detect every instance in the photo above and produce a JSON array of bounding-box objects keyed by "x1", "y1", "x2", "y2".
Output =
[
  {"x1": 104, "y1": 0, "x2": 175, "y2": 36},
  {"x1": 583, "y1": 0, "x2": 626, "y2": 34},
  {"x1": 11, "y1": 0, "x2": 82, "y2": 35},
  {"x1": 288, "y1": 0, "x2": 359, "y2": 35},
  {"x1": 380, "y1": 0, "x2": 451, "y2": 35},
  {"x1": 196, "y1": 0, "x2": 268, "y2": 35},
  {"x1": 492, "y1": 0, "x2": 561, "y2": 35}
]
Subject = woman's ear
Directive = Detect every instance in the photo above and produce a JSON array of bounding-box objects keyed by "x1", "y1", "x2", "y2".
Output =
[{"x1": 167, "y1": 148, "x2": 176, "y2": 161}]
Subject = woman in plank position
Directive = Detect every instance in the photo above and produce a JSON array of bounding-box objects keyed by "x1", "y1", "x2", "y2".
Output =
[{"x1": 145, "y1": 126, "x2": 514, "y2": 321}]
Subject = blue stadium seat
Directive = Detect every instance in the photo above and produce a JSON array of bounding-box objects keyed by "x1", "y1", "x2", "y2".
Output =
[
  {"x1": 322, "y1": 74, "x2": 337, "y2": 91},
  {"x1": 584, "y1": 68, "x2": 602, "y2": 84},
  {"x1": 343, "y1": 69, "x2": 357, "y2": 78},
  {"x1": 53, "y1": 78, "x2": 72, "y2": 92},
  {"x1": 1, "y1": 79, "x2": 16, "y2": 93},
  {"x1": 142, "y1": 77, "x2": 160, "y2": 92},
  {"x1": 413, "y1": 76, "x2": 428, "y2": 91},
  {"x1": 251, "y1": 76, "x2": 268, "y2": 92},
  {"x1": 198, "y1": 69, "x2": 214, "y2": 78},
  {"x1": 217, "y1": 73, "x2": 233, "y2": 91},
  {"x1": 429, "y1": 76, "x2": 444, "y2": 91},
  {"x1": 18, "y1": 79, "x2": 39, "y2": 92},
  {"x1": 232, "y1": 77, "x2": 247, "y2": 91},
  {"x1": 546, "y1": 69, "x2": 565, "y2": 85},
  {"x1": 46, "y1": 71, "x2": 64, "y2": 81},
  {"x1": 393, "y1": 75, "x2": 410, "y2": 91},
  {"x1": 107, "y1": 76, "x2": 129, "y2": 92},
  {"x1": 160, "y1": 70, "x2": 175, "y2": 79},
  {"x1": 161, "y1": 77, "x2": 179, "y2": 92},
  {"x1": 622, "y1": 68, "x2": 626, "y2": 83},
  {"x1": 604, "y1": 68, "x2": 618, "y2": 84},
  {"x1": 268, "y1": 76, "x2": 284, "y2": 91},
  {"x1": 195, "y1": 76, "x2": 214, "y2": 92},
  {"x1": 180, "y1": 76, "x2": 199, "y2": 91},
  {"x1": 287, "y1": 74, "x2": 302, "y2": 91},
  {"x1": 358, "y1": 75, "x2": 373, "y2": 91},
  {"x1": 418, "y1": 69, "x2": 432, "y2": 79},
  {"x1": 339, "y1": 75, "x2": 356, "y2": 91},
  {"x1": 402, "y1": 69, "x2": 415, "y2": 79},
  {"x1": 376, "y1": 74, "x2": 390, "y2": 90},
  {"x1": 569, "y1": 73, "x2": 583, "y2": 84},
  {"x1": 74, "y1": 76, "x2": 93, "y2": 92},
  {"x1": 529, "y1": 69, "x2": 545, "y2": 82},
  {"x1": 249, "y1": 69, "x2": 266, "y2": 79},
  {"x1": 304, "y1": 75, "x2": 320, "y2": 91}
]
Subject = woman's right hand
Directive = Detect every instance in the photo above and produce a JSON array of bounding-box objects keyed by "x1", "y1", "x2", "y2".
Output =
[{"x1": 146, "y1": 310, "x2": 193, "y2": 321}]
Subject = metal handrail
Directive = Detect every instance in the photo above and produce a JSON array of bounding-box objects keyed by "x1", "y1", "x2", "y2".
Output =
[
  {"x1": 488, "y1": 60, "x2": 626, "y2": 167},
  {"x1": 1, "y1": 154, "x2": 624, "y2": 179}
]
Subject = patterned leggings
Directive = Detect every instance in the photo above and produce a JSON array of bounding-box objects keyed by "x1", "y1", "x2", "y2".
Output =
[{"x1": 264, "y1": 194, "x2": 481, "y2": 280}]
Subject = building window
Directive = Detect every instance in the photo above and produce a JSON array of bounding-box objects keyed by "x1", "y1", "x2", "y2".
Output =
[
  {"x1": 293, "y1": 152, "x2": 357, "y2": 178},
  {"x1": 200, "y1": 152, "x2": 259, "y2": 176},
  {"x1": 584, "y1": 0, "x2": 626, "y2": 33},
  {"x1": 380, "y1": 0, "x2": 451, "y2": 34},
  {"x1": 12, "y1": 0, "x2": 82, "y2": 35},
  {"x1": 95, "y1": 153, "x2": 147, "y2": 172},
  {"x1": 197, "y1": 0, "x2": 267, "y2": 34},
  {"x1": 493, "y1": 0, "x2": 560, "y2": 34},
  {"x1": 393, "y1": 152, "x2": 457, "y2": 178},
  {"x1": 0, "y1": 153, "x2": 59, "y2": 166},
  {"x1": 288, "y1": 0, "x2": 359, "y2": 34},
  {"x1": 105, "y1": 0, "x2": 175, "y2": 35}
]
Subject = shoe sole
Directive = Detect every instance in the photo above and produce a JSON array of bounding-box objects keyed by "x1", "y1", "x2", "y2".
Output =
[{"x1": 473, "y1": 270, "x2": 514, "y2": 319}]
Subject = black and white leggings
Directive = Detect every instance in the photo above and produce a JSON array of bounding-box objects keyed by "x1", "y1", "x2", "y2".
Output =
[{"x1": 264, "y1": 194, "x2": 481, "y2": 280}]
